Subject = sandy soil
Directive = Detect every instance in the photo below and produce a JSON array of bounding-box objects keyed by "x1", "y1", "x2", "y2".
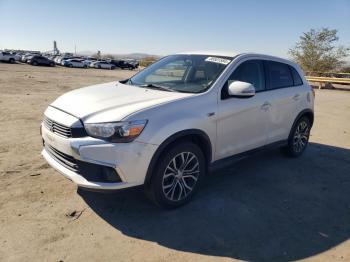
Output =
[{"x1": 0, "y1": 63, "x2": 349, "y2": 262}]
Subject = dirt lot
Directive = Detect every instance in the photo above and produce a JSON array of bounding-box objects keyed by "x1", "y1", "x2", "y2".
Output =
[{"x1": 0, "y1": 63, "x2": 349, "y2": 262}]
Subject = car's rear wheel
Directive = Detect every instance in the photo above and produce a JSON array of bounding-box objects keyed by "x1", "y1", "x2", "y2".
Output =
[
  {"x1": 50, "y1": 62, "x2": 54, "y2": 67},
  {"x1": 283, "y1": 116, "x2": 311, "y2": 157},
  {"x1": 9, "y1": 58, "x2": 15, "y2": 63},
  {"x1": 146, "y1": 142, "x2": 205, "y2": 209}
]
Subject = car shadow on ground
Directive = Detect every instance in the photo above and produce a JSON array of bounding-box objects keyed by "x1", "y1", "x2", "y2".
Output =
[{"x1": 78, "y1": 142, "x2": 350, "y2": 261}]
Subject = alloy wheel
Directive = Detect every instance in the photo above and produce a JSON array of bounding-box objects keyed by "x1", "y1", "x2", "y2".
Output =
[
  {"x1": 162, "y1": 152, "x2": 200, "y2": 202},
  {"x1": 293, "y1": 121, "x2": 309, "y2": 153}
]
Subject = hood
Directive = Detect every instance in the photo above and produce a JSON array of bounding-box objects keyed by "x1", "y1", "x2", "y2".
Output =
[{"x1": 50, "y1": 81, "x2": 193, "y2": 123}]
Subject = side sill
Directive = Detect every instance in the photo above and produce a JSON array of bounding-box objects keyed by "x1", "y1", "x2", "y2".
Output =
[{"x1": 210, "y1": 140, "x2": 287, "y2": 169}]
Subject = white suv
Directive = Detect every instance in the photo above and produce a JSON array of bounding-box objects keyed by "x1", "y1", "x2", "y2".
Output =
[
  {"x1": 0, "y1": 51, "x2": 16, "y2": 63},
  {"x1": 41, "y1": 51, "x2": 314, "y2": 208}
]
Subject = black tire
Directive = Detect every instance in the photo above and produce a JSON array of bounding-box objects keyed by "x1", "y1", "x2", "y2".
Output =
[
  {"x1": 50, "y1": 62, "x2": 54, "y2": 67},
  {"x1": 98, "y1": 65, "x2": 101, "y2": 69},
  {"x1": 32, "y1": 61, "x2": 38, "y2": 66},
  {"x1": 69, "y1": 64, "x2": 73, "y2": 68},
  {"x1": 9, "y1": 58, "x2": 15, "y2": 64},
  {"x1": 282, "y1": 116, "x2": 311, "y2": 157},
  {"x1": 146, "y1": 142, "x2": 206, "y2": 209},
  {"x1": 110, "y1": 66, "x2": 115, "y2": 70}
]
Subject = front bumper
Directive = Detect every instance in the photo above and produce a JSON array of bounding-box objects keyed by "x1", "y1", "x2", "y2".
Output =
[{"x1": 41, "y1": 108, "x2": 158, "y2": 190}]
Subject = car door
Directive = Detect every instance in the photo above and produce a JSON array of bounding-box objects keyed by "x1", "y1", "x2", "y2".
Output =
[
  {"x1": 72, "y1": 60, "x2": 79, "y2": 67},
  {"x1": 78, "y1": 61, "x2": 84, "y2": 67},
  {"x1": 264, "y1": 61, "x2": 304, "y2": 143},
  {"x1": 216, "y1": 59, "x2": 270, "y2": 159},
  {"x1": 38, "y1": 57, "x2": 46, "y2": 65}
]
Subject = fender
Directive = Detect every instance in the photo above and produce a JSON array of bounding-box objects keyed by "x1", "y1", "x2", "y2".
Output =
[{"x1": 144, "y1": 129, "x2": 212, "y2": 186}]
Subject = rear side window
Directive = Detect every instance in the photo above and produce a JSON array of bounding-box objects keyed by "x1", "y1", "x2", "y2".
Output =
[
  {"x1": 289, "y1": 66, "x2": 303, "y2": 86},
  {"x1": 265, "y1": 61, "x2": 293, "y2": 89}
]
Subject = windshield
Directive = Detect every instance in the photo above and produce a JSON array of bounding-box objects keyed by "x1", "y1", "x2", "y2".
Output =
[{"x1": 128, "y1": 54, "x2": 232, "y2": 93}]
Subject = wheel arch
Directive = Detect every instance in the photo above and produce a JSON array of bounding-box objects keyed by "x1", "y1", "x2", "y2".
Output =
[
  {"x1": 289, "y1": 109, "x2": 314, "y2": 139},
  {"x1": 144, "y1": 129, "x2": 212, "y2": 186}
]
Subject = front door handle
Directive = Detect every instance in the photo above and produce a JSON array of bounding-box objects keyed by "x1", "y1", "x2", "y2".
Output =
[
  {"x1": 293, "y1": 94, "x2": 301, "y2": 101},
  {"x1": 261, "y1": 101, "x2": 271, "y2": 111}
]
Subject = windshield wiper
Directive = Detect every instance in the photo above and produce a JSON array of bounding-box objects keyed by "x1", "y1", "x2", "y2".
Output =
[{"x1": 139, "y1": 83, "x2": 176, "y2": 92}]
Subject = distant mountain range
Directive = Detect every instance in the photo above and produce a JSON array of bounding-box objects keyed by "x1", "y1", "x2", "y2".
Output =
[{"x1": 77, "y1": 51, "x2": 160, "y2": 60}]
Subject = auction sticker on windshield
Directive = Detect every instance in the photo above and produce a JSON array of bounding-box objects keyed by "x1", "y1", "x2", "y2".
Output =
[{"x1": 205, "y1": 57, "x2": 231, "y2": 65}]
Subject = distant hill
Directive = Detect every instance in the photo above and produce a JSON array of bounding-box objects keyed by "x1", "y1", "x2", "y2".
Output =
[{"x1": 77, "y1": 51, "x2": 160, "y2": 60}]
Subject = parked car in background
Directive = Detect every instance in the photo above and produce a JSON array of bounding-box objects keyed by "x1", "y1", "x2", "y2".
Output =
[
  {"x1": 0, "y1": 51, "x2": 16, "y2": 63},
  {"x1": 60, "y1": 57, "x2": 81, "y2": 66},
  {"x1": 90, "y1": 61, "x2": 115, "y2": 69},
  {"x1": 28, "y1": 55, "x2": 55, "y2": 66},
  {"x1": 63, "y1": 59, "x2": 88, "y2": 68},
  {"x1": 14, "y1": 53, "x2": 23, "y2": 61},
  {"x1": 21, "y1": 53, "x2": 36, "y2": 63},
  {"x1": 41, "y1": 51, "x2": 314, "y2": 208},
  {"x1": 111, "y1": 59, "x2": 137, "y2": 70},
  {"x1": 82, "y1": 59, "x2": 96, "y2": 67},
  {"x1": 125, "y1": 59, "x2": 139, "y2": 69},
  {"x1": 56, "y1": 56, "x2": 70, "y2": 65}
]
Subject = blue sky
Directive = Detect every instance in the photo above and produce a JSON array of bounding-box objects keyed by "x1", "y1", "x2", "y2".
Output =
[{"x1": 0, "y1": 0, "x2": 349, "y2": 58}]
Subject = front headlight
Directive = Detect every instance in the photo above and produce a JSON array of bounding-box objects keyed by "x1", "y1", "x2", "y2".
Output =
[{"x1": 84, "y1": 120, "x2": 148, "y2": 142}]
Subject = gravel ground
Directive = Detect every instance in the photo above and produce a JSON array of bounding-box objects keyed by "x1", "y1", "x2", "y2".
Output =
[{"x1": 0, "y1": 62, "x2": 349, "y2": 262}]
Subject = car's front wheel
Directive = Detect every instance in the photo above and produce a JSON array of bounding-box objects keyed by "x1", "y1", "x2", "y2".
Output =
[
  {"x1": 146, "y1": 142, "x2": 206, "y2": 209},
  {"x1": 283, "y1": 116, "x2": 311, "y2": 157}
]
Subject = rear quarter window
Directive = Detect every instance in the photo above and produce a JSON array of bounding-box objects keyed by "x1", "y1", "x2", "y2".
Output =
[
  {"x1": 266, "y1": 61, "x2": 293, "y2": 89},
  {"x1": 289, "y1": 66, "x2": 303, "y2": 86}
]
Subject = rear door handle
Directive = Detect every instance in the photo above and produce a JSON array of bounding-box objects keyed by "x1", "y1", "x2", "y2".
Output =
[
  {"x1": 261, "y1": 101, "x2": 271, "y2": 111},
  {"x1": 293, "y1": 94, "x2": 301, "y2": 101}
]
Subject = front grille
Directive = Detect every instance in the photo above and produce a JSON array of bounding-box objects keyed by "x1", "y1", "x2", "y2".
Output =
[
  {"x1": 43, "y1": 116, "x2": 88, "y2": 138},
  {"x1": 45, "y1": 144, "x2": 78, "y2": 171},
  {"x1": 43, "y1": 116, "x2": 72, "y2": 138}
]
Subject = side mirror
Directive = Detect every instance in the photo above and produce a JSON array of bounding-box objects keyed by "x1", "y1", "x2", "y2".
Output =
[{"x1": 228, "y1": 81, "x2": 256, "y2": 98}]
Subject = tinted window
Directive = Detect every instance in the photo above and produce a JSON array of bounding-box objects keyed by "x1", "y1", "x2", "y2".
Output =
[
  {"x1": 227, "y1": 60, "x2": 265, "y2": 92},
  {"x1": 266, "y1": 61, "x2": 293, "y2": 89},
  {"x1": 289, "y1": 66, "x2": 303, "y2": 86}
]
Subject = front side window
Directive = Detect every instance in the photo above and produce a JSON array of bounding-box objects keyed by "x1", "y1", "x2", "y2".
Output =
[
  {"x1": 226, "y1": 60, "x2": 265, "y2": 92},
  {"x1": 266, "y1": 61, "x2": 293, "y2": 89},
  {"x1": 128, "y1": 54, "x2": 232, "y2": 93}
]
